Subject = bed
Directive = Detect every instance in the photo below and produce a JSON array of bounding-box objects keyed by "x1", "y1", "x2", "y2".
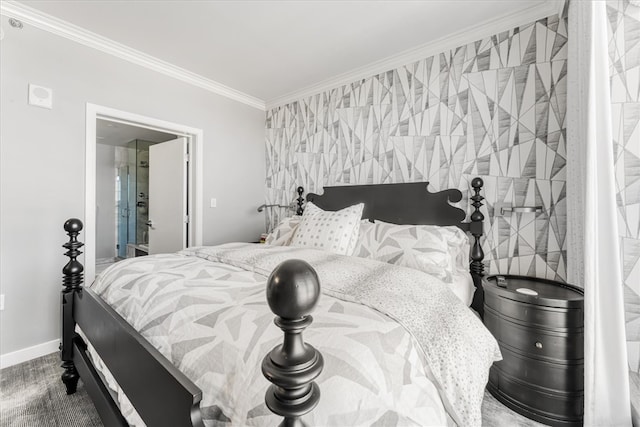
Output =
[{"x1": 59, "y1": 178, "x2": 500, "y2": 426}]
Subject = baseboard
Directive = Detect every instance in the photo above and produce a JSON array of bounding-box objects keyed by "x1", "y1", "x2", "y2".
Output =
[
  {"x1": 631, "y1": 370, "x2": 640, "y2": 427},
  {"x1": 0, "y1": 339, "x2": 59, "y2": 369}
]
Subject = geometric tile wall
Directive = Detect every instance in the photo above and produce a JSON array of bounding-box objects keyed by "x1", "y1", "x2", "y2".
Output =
[
  {"x1": 265, "y1": 14, "x2": 569, "y2": 281},
  {"x1": 607, "y1": 0, "x2": 640, "y2": 373}
]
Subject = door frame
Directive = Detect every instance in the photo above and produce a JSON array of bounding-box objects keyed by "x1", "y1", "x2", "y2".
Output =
[{"x1": 85, "y1": 103, "x2": 204, "y2": 284}]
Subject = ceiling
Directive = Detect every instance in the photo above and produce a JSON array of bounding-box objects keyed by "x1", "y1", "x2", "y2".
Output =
[
  {"x1": 97, "y1": 119, "x2": 176, "y2": 147},
  {"x1": 15, "y1": 0, "x2": 561, "y2": 108}
]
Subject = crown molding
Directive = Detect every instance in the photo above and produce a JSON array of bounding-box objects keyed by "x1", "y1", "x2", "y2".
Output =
[
  {"x1": 266, "y1": 0, "x2": 563, "y2": 110},
  {"x1": 0, "y1": 1, "x2": 266, "y2": 110}
]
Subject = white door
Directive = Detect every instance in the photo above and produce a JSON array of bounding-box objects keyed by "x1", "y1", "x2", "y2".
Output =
[{"x1": 148, "y1": 137, "x2": 188, "y2": 254}]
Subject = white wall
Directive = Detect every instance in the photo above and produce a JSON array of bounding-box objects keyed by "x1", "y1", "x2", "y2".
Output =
[
  {"x1": 0, "y1": 19, "x2": 266, "y2": 357},
  {"x1": 96, "y1": 143, "x2": 116, "y2": 260}
]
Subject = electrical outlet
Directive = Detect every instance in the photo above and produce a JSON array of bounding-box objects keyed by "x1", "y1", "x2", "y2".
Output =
[{"x1": 0, "y1": 294, "x2": 4, "y2": 311}]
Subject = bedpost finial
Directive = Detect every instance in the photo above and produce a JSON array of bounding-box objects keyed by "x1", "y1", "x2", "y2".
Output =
[
  {"x1": 470, "y1": 177, "x2": 485, "y2": 223},
  {"x1": 266, "y1": 259, "x2": 320, "y2": 320},
  {"x1": 263, "y1": 259, "x2": 323, "y2": 426},
  {"x1": 471, "y1": 177, "x2": 484, "y2": 189},
  {"x1": 296, "y1": 187, "x2": 305, "y2": 216},
  {"x1": 64, "y1": 218, "x2": 83, "y2": 234},
  {"x1": 62, "y1": 218, "x2": 84, "y2": 292}
]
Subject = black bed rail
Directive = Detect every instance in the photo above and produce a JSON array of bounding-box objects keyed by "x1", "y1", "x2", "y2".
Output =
[
  {"x1": 61, "y1": 219, "x2": 203, "y2": 427},
  {"x1": 61, "y1": 219, "x2": 325, "y2": 426}
]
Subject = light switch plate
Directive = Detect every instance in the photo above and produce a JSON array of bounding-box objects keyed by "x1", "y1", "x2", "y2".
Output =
[
  {"x1": 28, "y1": 84, "x2": 53, "y2": 109},
  {"x1": 210, "y1": 198, "x2": 217, "y2": 208}
]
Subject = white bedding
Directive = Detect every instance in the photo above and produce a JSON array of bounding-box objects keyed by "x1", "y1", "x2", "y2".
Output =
[
  {"x1": 450, "y1": 270, "x2": 476, "y2": 306},
  {"x1": 87, "y1": 243, "x2": 500, "y2": 426},
  {"x1": 267, "y1": 214, "x2": 477, "y2": 307}
]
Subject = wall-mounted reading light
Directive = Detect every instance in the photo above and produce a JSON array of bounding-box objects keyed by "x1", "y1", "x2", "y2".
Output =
[
  {"x1": 494, "y1": 203, "x2": 543, "y2": 216},
  {"x1": 257, "y1": 203, "x2": 295, "y2": 213}
]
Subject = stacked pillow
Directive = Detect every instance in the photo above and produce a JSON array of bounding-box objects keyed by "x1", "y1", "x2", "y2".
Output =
[
  {"x1": 265, "y1": 202, "x2": 365, "y2": 256},
  {"x1": 264, "y1": 216, "x2": 301, "y2": 246},
  {"x1": 353, "y1": 221, "x2": 469, "y2": 283},
  {"x1": 289, "y1": 202, "x2": 364, "y2": 255},
  {"x1": 264, "y1": 207, "x2": 470, "y2": 283}
]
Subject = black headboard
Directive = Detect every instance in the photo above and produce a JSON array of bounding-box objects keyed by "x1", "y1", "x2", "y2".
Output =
[
  {"x1": 307, "y1": 182, "x2": 467, "y2": 229},
  {"x1": 301, "y1": 179, "x2": 486, "y2": 316}
]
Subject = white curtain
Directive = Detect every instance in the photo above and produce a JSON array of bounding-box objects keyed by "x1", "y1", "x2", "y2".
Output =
[{"x1": 566, "y1": 1, "x2": 632, "y2": 426}]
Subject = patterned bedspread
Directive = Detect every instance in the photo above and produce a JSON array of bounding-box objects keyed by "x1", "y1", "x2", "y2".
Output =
[{"x1": 90, "y1": 243, "x2": 501, "y2": 426}]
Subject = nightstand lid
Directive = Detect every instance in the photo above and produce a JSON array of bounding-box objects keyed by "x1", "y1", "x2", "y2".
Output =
[{"x1": 484, "y1": 275, "x2": 584, "y2": 308}]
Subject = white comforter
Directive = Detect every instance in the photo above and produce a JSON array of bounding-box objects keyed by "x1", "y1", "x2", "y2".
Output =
[{"x1": 90, "y1": 243, "x2": 501, "y2": 426}]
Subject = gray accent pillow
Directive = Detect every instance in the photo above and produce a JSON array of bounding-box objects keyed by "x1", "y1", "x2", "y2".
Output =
[
  {"x1": 265, "y1": 216, "x2": 302, "y2": 246},
  {"x1": 353, "y1": 221, "x2": 470, "y2": 282}
]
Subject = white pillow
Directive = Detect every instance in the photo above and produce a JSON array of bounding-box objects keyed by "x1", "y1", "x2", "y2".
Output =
[
  {"x1": 290, "y1": 202, "x2": 364, "y2": 255},
  {"x1": 353, "y1": 221, "x2": 470, "y2": 282},
  {"x1": 352, "y1": 220, "x2": 377, "y2": 258},
  {"x1": 439, "y1": 226, "x2": 471, "y2": 272},
  {"x1": 265, "y1": 216, "x2": 302, "y2": 246}
]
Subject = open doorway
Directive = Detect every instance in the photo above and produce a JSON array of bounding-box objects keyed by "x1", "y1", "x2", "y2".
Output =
[
  {"x1": 86, "y1": 104, "x2": 204, "y2": 284},
  {"x1": 95, "y1": 120, "x2": 178, "y2": 274}
]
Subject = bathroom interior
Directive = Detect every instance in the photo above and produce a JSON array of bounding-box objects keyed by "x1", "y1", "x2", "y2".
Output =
[
  {"x1": 95, "y1": 119, "x2": 176, "y2": 272},
  {"x1": 117, "y1": 139, "x2": 153, "y2": 259}
]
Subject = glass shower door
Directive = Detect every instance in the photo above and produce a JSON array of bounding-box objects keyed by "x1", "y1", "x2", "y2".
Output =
[{"x1": 116, "y1": 165, "x2": 130, "y2": 259}]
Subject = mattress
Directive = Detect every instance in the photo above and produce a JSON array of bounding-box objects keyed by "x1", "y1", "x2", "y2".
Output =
[{"x1": 86, "y1": 243, "x2": 501, "y2": 426}]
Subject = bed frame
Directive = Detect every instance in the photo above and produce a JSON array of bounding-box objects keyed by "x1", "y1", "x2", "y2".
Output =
[{"x1": 59, "y1": 178, "x2": 485, "y2": 426}]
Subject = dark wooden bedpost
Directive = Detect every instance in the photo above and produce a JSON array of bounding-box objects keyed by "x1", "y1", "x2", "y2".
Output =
[
  {"x1": 470, "y1": 178, "x2": 485, "y2": 275},
  {"x1": 262, "y1": 259, "x2": 324, "y2": 427},
  {"x1": 296, "y1": 187, "x2": 305, "y2": 215},
  {"x1": 61, "y1": 218, "x2": 84, "y2": 394},
  {"x1": 469, "y1": 178, "x2": 485, "y2": 317}
]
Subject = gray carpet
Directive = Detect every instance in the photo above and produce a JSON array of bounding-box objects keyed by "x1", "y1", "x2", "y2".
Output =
[
  {"x1": 0, "y1": 353, "x2": 102, "y2": 427},
  {"x1": 1, "y1": 352, "x2": 545, "y2": 426},
  {"x1": 481, "y1": 391, "x2": 546, "y2": 427}
]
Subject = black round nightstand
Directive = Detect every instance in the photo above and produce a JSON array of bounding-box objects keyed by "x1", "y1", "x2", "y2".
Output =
[{"x1": 483, "y1": 275, "x2": 584, "y2": 427}]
